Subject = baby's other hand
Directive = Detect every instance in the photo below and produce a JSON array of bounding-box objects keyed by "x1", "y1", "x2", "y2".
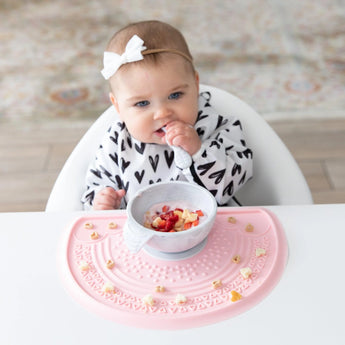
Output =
[
  {"x1": 93, "y1": 187, "x2": 126, "y2": 210},
  {"x1": 165, "y1": 121, "x2": 201, "y2": 156}
]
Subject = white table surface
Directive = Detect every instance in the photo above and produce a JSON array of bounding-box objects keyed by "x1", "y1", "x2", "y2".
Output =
[{"x1": 1, "y1": 204, "x2": 344, "y2": 345}]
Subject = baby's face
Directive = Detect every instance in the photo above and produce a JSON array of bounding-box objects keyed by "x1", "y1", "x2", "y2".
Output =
[{"x1": 109, "y1": 56, "x2": 199, "y2": 145}]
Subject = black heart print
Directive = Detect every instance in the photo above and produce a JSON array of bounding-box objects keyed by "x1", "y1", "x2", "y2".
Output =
[
  {"x1": 110, "y1": 131, "x2": 119, "y2": 145},
  {"x1": 196, "y1": 110, "x2": 209, "y2": 122},
  {"x1": 149, "y1": 154, "x2": 159, "y2": 172},
  {"x1": 135, "y1": 142, "x2": 146, "y2": 155},
  {"x1": 210, "y1": 140, "x2": 221, "y2": 149},
  {"x1": 164, "y1": 150, "x2": 174, "y2": 168},
  {"x1": 115, "y1": 175, "x2": 129, "y2": 191},
  {"x1": 197, "y1": 161, "x2": 215, "y2": 176},
  {"x1": 209, "y1": 169, "x2": 226, "y2": 184},
  {"x1": 243, "y1": 148, "x2": 253, "y2": 159},
  {"x1": 223, "y1": 180, "x2": 234, "y2": 196},
  {"x1": 233, "y1": 120, "x2": 242, "y2": 130},
  {"x1": 216, "y1": 115, "x2": 228, "y2": 129},
  {"x1": 232, "y1": 164, "x2": 241, "y2": 176},
  {"x1": 117, "y1": 122, "x2": 126, "y2": 131},
  {"x1": 120, "y1": 157, "x2": 130, "y2": 173},
  {"x1": 239, "y1": 172, "x2": 247, "y2": 185},
  {"x1": 109, "y1": 152, "x2": 119, "y2": 166},
  {"x1": 134, "y1": 170, "x2": 145, "y2": 184},
  {"x1": 90, "y1": 169, "x2": 102, "y2": 179},
  {"x1": 200, "y1": 91, "x2": 211, "y2": 102},
  {"x1": 197, "y1": 128, "x2": 205, "y2": 137}
]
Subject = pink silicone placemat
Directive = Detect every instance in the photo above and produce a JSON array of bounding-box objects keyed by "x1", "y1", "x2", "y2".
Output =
[{"x1": 58, "y1": 207, "x2": 288, "y2": 329}]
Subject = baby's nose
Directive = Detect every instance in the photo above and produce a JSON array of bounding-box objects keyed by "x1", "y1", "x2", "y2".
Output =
[{"x1": 154, "y1": 105, "x2": 172, "y2": 119}]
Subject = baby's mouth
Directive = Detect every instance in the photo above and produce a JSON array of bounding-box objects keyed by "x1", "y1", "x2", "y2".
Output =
[{"x1": 155, "y1": 127, "x2": 166, "y2": 138}]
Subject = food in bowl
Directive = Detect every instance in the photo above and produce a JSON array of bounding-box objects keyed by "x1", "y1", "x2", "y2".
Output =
[
  {"x1": 143, "y1": 202, "x2": 206, "y2": 232},
  {"x1": 125, "y1": 181, "x2": 217, "y2": 254}
]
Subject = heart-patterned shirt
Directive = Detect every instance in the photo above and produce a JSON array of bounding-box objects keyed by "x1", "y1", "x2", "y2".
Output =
[{"x1": 82, "y1": 91, "x2": 253, "y2": 209}]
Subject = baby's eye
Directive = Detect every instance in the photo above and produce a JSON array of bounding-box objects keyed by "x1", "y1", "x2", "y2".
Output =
[
  {"x1": 169, "y1": 92, "x2": 183, "y2": 100},
  {"x1": 135, "y1": 100, "x2": 150, "y2": 107}
]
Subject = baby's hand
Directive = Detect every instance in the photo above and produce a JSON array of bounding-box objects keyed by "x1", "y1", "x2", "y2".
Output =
[
  {"x1": 164, "y1": 121, "x2": 201, "y2": 156},
  {"x1": 93, "y1": 187, "x2": 126, "y2": 210}
]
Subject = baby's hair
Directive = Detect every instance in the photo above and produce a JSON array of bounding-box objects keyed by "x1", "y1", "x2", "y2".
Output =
[{"x1": 107, "y1": 20, "x2": 194, "y2": 69}]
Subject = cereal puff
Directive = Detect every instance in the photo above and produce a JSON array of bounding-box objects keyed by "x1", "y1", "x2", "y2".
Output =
[
  {"x1": 231, "y1": 290, "x2": 242, "y2": 302},
  {"x1": 175, "y1": 294, "x2": 187, "y2": 305},
  {"x1": 212, "y1": 280, "x2": 223, "y2": 289},
  {"x1": 155, "y1": 285, "x2": 165, "y2": 293},
  {"x1": 142, "y1": 294, "x2": 155, "y2": 306},
  {"x1": 102, "y1": 282, "x2": 115, "y2": 294},
  {"x1": 256, "y1": 248, "x2": 266, "y2": 257},
  {"x1": 240, "y1": 267, "x2": 252, "y2": 279}
]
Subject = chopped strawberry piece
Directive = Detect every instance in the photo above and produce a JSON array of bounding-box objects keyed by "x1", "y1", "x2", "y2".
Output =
[
  {"x1": 165, "y1": 219, "x2": 175, "y2": 231},
  {"x1": 192, "y1": 220, "x2": 199, "y2": 227},
  {"x1": 162, "y1": 205, "x2": 170, "y2": 213},
  {"x1": 196, "y1": 210, "x2": 204, "y2": 217},
  {"x1": 171, "y1": 214, "x2": 179, "y2": 222},
  {"x1": 157, "y1": 220, "x2": 166, "y2": 229},
  {"x1": 160, "y1": 210, "x2": 173, "y2": 220},
  {"x1": 183, "y1": 222, "x2": 192, "y2": 230}
]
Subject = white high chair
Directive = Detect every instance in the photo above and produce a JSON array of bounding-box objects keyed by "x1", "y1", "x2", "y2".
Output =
[{"x1": 45, "y1": 84, "x2": 313, "y2": 212}]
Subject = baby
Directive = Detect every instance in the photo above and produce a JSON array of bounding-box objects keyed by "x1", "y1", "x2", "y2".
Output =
[{"x1": 82, "y1": 20, "x2": 253, "y2": 210}]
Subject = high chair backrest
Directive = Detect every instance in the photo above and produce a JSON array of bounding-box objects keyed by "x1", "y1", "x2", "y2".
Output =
[{"x1": 45, "y1": 84, "x2": 313, "y2": 212}]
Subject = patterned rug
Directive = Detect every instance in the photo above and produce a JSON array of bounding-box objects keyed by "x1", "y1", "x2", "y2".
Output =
[{"x1": 0, "y1": 0, "x2": 344, "y2": 123}]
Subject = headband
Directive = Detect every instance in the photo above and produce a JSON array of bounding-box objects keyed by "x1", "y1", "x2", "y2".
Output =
[{"x1": 101, "y1": 34, "x2": 193, "y2": 80}]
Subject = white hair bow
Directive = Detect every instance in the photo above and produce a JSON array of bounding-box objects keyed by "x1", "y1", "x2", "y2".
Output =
[{"x1": 101, "y1": 34, "x2": 147, "y2": 80}]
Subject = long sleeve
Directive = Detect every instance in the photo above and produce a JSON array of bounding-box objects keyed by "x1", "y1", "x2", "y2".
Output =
[
  {"x1": 181, "y1": 92, "x2": 253, "y2": 205},
  {"x1": 81, "y1": 123, "x2": 125, "y2": 210}
]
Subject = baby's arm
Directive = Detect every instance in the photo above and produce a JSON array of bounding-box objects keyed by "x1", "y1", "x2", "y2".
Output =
[
  {"x1": 93, "y1": 187, "x2": 126, "y2": 210},
  {"x1": 81, "y1": 123, "x2": 125, "y2": 210}
]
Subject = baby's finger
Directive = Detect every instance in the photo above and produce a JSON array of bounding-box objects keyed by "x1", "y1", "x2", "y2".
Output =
[{"x1": 113, "y1": 189, "x2": 126, "y2": 208}]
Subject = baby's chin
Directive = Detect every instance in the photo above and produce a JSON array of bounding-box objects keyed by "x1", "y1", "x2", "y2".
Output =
[{"x1": 151, "y1": 135, "x2": 167, "y2": 146}]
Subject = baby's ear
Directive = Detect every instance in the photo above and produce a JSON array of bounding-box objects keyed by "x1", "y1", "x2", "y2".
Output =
[{"x1": 109, "y1": 92, "x2": 120, "y2": 114}]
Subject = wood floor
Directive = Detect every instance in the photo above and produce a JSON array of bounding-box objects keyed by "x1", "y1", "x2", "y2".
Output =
[{"x1": 0, "y1": 118, "x2": 344, "y2": 212}]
